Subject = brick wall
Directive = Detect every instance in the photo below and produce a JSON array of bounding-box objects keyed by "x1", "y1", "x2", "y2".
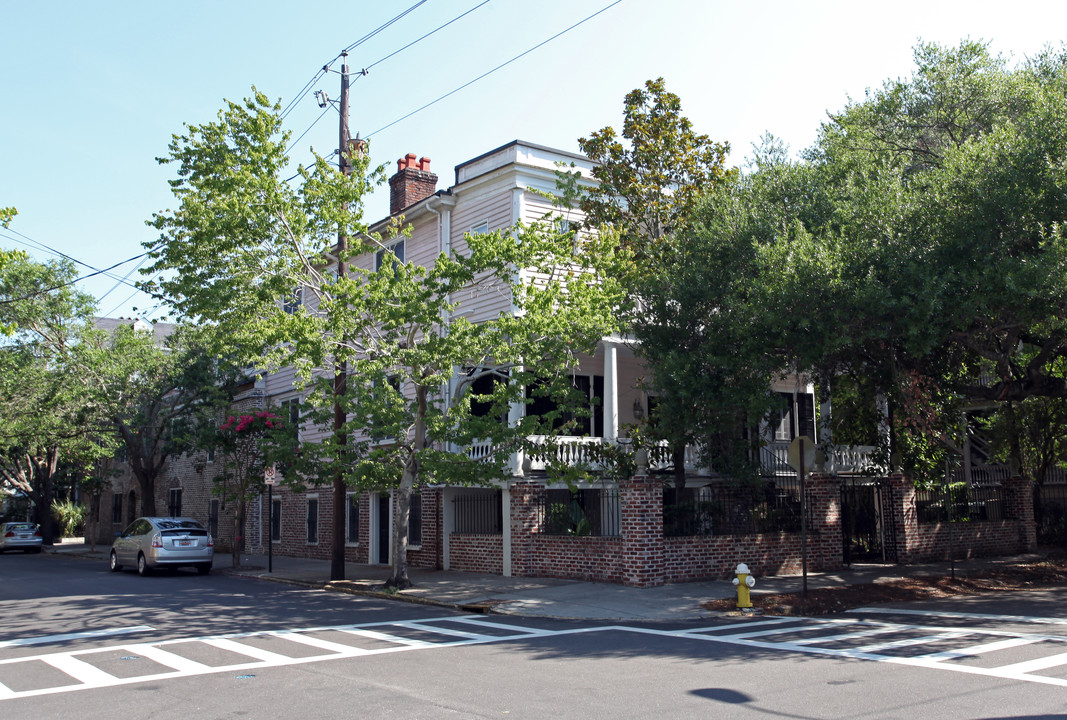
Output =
[
  {"x1": 449, "y1": 534, "x2": 504, "y2": 574},
  {"x1": 527, "y1": 535, "x2": 626, "y2": 583},
  {"x1": 890, "y1": 474, "x2": 1038, "y2": 563}
]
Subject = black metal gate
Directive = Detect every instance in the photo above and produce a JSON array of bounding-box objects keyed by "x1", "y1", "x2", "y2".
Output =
[{"x1": 840, "y1": 477, "x2": 897, "y2": 565}]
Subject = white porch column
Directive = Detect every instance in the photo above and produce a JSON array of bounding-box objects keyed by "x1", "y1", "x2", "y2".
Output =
[
  {"x1": 603, "y1": 341, "x2": 619, "y2": 443},
  {"x1": 508, "y1": 364, "x2": 525, "y2": 476}
]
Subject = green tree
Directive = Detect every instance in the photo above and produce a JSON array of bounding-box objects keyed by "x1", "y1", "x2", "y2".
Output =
[
  {"x1": 76, "y1": 322, "x2": 241, "y2": 517},
  {"x1": 671, "y1": 40, "x2": 1067, "y2": 481},
  {"x1": 145, "y1": 91, "x2": 625, "y2": 588},
  {"x1": 574, "y1": 78, "x2": 765, "y2": 487},
  {"x1": 0, "y1": 254, "x2": 103, "y2": 541}
]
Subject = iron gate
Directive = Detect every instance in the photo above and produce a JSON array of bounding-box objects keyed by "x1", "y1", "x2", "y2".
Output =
[{"x1": 840, "y1": 477, "x2": 897, "y2": 565}]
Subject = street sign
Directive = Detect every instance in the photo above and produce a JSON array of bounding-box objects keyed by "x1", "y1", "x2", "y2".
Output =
[
  {"x1": 787, "y1": 436, "x2": 816, "y2": 473},
  {"x1": 264, "y1": 464, "x2": 277, "y2": 485}
]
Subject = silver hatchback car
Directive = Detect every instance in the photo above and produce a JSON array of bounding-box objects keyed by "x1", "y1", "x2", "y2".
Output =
[
  {"x1": 0, "y1": 522, "x2": 43, "y2": 553},
  {"x1": 110, "y1": 517, "x2": 213, "y2": 576}
]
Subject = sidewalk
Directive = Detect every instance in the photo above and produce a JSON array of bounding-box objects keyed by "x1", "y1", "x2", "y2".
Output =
[{"x1": 46, "y1": 539, "x2": 1044, "y2": 621}]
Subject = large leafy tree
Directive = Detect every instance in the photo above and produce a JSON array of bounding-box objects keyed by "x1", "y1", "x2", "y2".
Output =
[
  {"x1": 575, "y1": 78, "x2": 762, "y2": 486},
  {"x1": 75, "y1": 322, "x2": 241, "y2": 517},
  {"x1": 145, "y1": 91, "x2": 624, "y2": 587},
  {"x1": 0, "y1": 254, "x2": 103, "y2": 541},
  {"x1": 671, "y1": 40, "x2": 1067, "y2": 481}
]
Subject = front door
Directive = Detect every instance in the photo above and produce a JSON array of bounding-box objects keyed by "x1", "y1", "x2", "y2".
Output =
[{"x1": 377, "y1": 494, "x2": 390, "y2": 564}]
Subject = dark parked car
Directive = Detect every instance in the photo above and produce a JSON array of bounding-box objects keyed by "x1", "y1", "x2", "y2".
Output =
[
  {"x1": 110, "y1": 517, "x2": 213, "y2": 575},
  {"x1": 0, "y1": 522, "x2": 43, "y2": 553}
]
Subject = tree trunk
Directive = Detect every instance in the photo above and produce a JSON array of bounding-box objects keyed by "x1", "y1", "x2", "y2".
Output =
[
  {"x1": 386, "y1": 386, "x2": 427, "y2": 590},
  {"x1": 232, "y1": 500, "x2": 246, "y2": 568},
  {"x1": 386, "y1": 472, "x2": 413, "y2": 590}
]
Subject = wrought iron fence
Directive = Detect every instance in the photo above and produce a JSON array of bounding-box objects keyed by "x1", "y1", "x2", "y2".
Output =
[
  {"x1": 663, "y1": 479, "x2": 805, "y2": 537},
  {"x1": 453, "y1": 491, "x2": 503, "y2": 535},
  {"x1": 1037, "y1": 483, "x2": 1067, "y2": 545},
  {"x1": 915, "y1": 483, "x2": 1009, "y2": 524},
  {"x1": 541, "y1": 487, "x2": 621, "y2": 537}
]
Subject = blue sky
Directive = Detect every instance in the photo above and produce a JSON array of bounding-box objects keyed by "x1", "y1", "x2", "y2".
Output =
[{"x1": 2, "y1": 0, "x2": 1065, "y2": 320}]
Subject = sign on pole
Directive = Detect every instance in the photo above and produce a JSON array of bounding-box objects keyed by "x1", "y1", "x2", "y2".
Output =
[{"x1": 264, "y1": 464, "x2": 277, "y2": 486}]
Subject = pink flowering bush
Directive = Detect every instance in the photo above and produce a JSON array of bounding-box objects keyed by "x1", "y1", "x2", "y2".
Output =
[{"x1": 219, "y1": 410, "x2": 281, "y2": 435}]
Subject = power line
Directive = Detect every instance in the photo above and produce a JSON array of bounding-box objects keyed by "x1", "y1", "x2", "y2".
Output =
[
  {"x1": 366, "y1": 0, "x2": 622, "y2": 139},
  {"x1": 365, "y1": 0, "x2": 491, "y2": 71},
  {"x1": 281, "y1": 1, "x2": 431, "y2": 121},
  {"x1": 0, "y1": 228, "x2": 135, "y2": 288},
  {"x1": 342, "y1": 1, "x2": 429, "y2": 56},
  {"x1": 0, "y1": 251, "x2": 153, "y2": 306}
]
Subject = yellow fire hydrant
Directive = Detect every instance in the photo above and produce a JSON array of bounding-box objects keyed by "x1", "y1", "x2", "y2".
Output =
[{"x1": 732, "y1": 562, "x2": 756, "y2": 609}]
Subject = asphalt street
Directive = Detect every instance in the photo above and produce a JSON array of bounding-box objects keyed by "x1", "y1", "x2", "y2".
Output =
[{"x1": 3, "y1": 552, "x2": 1067, "y2": 718}]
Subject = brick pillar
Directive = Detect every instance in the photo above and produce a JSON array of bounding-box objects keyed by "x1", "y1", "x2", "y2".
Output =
[
  {"x1": 807, "y1": 473, "x2": 843, "y2": 571},
  {"x1": 509, "y1": 481, "x2": 544, "y2": 578},
  {"x1": 1003, "y1": 475, "x2": 1037, "y2": 552},
  {"x1": 887, "y1": 474, "x2": 915, "y2": 563},
  {"x1": 620, "y1": 473, "x2": 664, "y2": 588}
]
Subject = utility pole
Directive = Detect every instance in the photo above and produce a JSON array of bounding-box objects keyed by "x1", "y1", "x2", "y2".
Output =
[{"x1": 331, "y1": 52, "x2": 351, "y2": 582}]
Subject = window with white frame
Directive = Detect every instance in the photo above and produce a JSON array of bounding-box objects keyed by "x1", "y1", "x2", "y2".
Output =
[
  {"x1": 280, "y1": 398, "x2": 301, "y2": 441},
  {"x1": 346, "y1": 493, "x2": 360, "y2": 545},
  {"x1": 375, "y1": 239, "x2": 405, "y2": 271},
  {"x1": 526, "y1": 373, "x2": 604, "y2": 437},
  {"x1": 470, "y1": 220, "x2": 489, "y2": 236},
  {"x1": 306, "y1": 495, "x2": 319, "y2": 544}
]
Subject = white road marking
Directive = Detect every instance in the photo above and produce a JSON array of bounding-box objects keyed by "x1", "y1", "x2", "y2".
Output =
[
  {"x1": 0, "y1": 626, "x2": 154, "y2": 648},
  {"x1": 40, "y1": 655, "x2": 116, "y2": 687},
  {"x1": 201, "y1": 638, "x2": 292, "y2": 663},
  {"x1": 339, "y1": 628, "x2": 436, "y2": 647},
  {"x1": 4, "y1": 611, "x2": 1067, "y2": 700},
  {"x1": 269, "y1": 632, "x2": 365, "y2": 655},
  {"x1": 920, "y1": 636, "x2": 1047, "y2": 660},
  {"x1": 122, "y1": 643, "x2": 212, "y2": 673},
  {"x1": 853, "y1": 631, "x2": 974, "y2": 653},
  {"x1": 995, "y1": 651, "x2": 1067, "y2": 675},
  {"x1": 850, "y1": 607, "x2": 1067, "y2": 626},
  {"x1": 790, "y1": 625, "x2": 906, "y2": 646}
]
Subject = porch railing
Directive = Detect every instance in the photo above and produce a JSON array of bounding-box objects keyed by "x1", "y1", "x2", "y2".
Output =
[{"x1": 464, "y1": 435, "x2": 882, "y2": 478}]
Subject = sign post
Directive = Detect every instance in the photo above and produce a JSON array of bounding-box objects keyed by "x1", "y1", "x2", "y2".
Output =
[
  {"x1": 264, "y1": 465, "x2": 277, "y2": 573},
  {"x1": 788, "y1": 436, "x2": 816, "y2": 597}
]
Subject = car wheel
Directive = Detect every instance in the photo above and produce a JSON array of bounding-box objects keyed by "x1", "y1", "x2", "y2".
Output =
[
  {"x1": 196, "y1": 563, "x2": 211, "y2": 576},
  {"x1": 136, "y1": 553, "x2": 150, "y2": 576},
  {"x1": 109, "y1": 551, "x2": 123, "y2": 572}
]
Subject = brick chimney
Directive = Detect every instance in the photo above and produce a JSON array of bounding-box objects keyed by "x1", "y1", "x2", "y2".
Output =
[{"x1": 389, "y1": 153, "x2": 437, "y2": 215}]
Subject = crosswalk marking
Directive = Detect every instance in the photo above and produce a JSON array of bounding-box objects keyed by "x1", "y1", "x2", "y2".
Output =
[
  {"x1": 338, "y1": 628, "x2": 436, "y2": 648},
  {"x1": 123, "y1": 643, "x2": 212, "y2": 673},
  {"x1": 995, "y1": 651, "x2": 1067, "y2": 675},
  {"x1": 790, "y1": 625, "x2": 904, "y2": 646},
  {"x1": 269, "y1": 632, "x2": 365, "y2": 655},
  {"x1": 853, "y1": 630, "x2": 973, "y2": 653},
  {"x1": 40, "y1": 655, "x2": 116, "y2": 687},
  {"x1": 4, "y1": 611, "x2": 1067, "y2": 700},
  {"x1": 392, "y1": 620, "x2": 493, "y2": 641},
  {"x1": 920, "y1": 636, "x2": 1045, "y2": 660},
  {"x1": 201, "y1": 638, "x2": 292, "y2": 663}
]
